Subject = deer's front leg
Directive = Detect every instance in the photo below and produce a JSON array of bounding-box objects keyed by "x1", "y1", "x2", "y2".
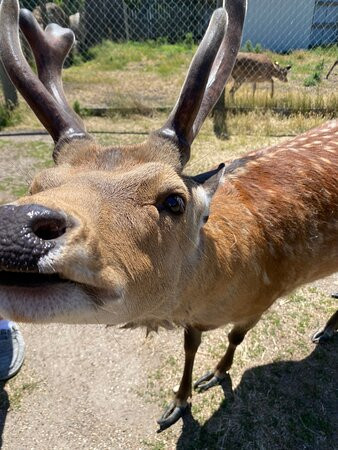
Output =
[
  {"x1": 194, "y1": 317, "x2": 260, "y2": 393},
  {"x1": 270, "y1": 78, "x2": 274, "y2": 98},
  {"x1": 157, "y1": 326, "x2": 202, "y2": 432}
]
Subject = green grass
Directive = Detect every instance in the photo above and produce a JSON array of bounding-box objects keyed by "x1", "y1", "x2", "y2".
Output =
[
  {"x1": 7, "y1": 379, "x2": 40, "y2": 410},
  {"x1": 64, "y1": 39, "x2": 195, "y2": 83},
  {"x1": 59, "y1": 40, "x2": 338, "y2": 115},
  {"x1": 0, "y1": 104, "x2": 21, "y2": 130},
  {"x1": 303, "y1": 60, "x2": 325, "y2": 87},
  {"x1": 0, "y1": 140, "x2": 52, "y2": 200}
]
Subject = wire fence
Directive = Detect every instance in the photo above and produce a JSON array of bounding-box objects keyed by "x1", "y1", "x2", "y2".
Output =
[{"x1": 0, "y1": 0, "x2": 337, "y2": 116}]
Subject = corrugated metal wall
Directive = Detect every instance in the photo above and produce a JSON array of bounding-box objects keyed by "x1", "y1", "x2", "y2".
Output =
[
  {"x1": 242, "y1": 0, "x2": 337, "y2": 52},
  {"x1": 310, "y1": 0, "x2": 338, "y2": 47}
]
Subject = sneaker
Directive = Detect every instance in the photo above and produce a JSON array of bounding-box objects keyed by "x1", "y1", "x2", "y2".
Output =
[{"x1": 0, "y1": 324, "x2": 25, "y2": 381}]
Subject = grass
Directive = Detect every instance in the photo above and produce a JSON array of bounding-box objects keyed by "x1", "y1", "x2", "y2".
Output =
[
  {"x1": 303, "y1": 60, "x2": 325, "y2": 87},
  {"x1": 64, "y1": 39, "x2": 195, "y2": 83},
  {"x1": 6, "y1": 380, "x2": 40, "y2": 410},
  {"x1": 0, "y1": 139, "x2": 52, "y2": 201},
  {"x1": 140, "y1": 286, "x2": 337, "y2": 449},
  {"x1": 0, "y1": 104, "x2": 21, "y2": 130},
  {"x1": 58, "y1": 41, "x2": 338, "y2": 112},
  {"x1": 0, "y1": 42, "x2": 336, "y2": 128}
]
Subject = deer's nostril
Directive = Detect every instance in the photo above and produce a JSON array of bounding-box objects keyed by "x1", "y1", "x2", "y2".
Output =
[{"x1": 31, "y1": 217, "x2": 67, "y2": 241}]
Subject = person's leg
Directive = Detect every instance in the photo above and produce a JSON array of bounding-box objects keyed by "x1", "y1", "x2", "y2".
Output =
[{"x1": 0, "y1": 317, "x2": 25, "y2": 381}]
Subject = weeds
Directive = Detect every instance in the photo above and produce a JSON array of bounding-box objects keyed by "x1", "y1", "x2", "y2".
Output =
[
  {"x1": 242, "y1": 39, "x2": 263, "y2": 53},
  {"x1": 0, "y1": 104, "x2": 20, "y2": 130},
  {"x1": 303, "y1": 60, "x2": 325, "y2": 87}
]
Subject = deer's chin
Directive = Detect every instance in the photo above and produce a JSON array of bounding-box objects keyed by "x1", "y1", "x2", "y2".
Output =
[{"x1": 0, "y1": 280, "x2": 122, "y2": 324}]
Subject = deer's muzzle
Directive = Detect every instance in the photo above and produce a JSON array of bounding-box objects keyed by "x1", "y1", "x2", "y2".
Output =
[{"x1": 0, "y1": 204, "x2": 69, "y2": 273}]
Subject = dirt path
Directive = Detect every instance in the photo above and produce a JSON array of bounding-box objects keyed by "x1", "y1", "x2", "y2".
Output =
[{"x1": 2, "y1": 325, "x2": 171, "y2": 449}]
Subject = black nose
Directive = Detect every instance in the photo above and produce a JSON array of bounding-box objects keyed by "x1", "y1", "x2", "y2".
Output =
[{"x1": 0, "y1": 204, "x2": 69, "y2": 272}]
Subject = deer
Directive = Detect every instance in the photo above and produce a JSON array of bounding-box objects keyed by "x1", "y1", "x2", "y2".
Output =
[
  {"x1": 230, "y1": 52, "x2": 292, "y2": 98},
  {"x1": 0, "y1": 0, "x2": 337, "y2": 433}
]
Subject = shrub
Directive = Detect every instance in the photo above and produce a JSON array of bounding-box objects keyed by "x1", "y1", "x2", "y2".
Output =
[
  {"x1": 0, "y1": 104, "x2": 20, "y2": 130},
  {"x1": 183, "y1": 32, "x2": 194, "y2": 49},
  {"x1": 303, "y1": 61, "x2": 324, "y2": 87},
  {"x1": 242, "y1": 40, "x2": 262, "y2": 53}
]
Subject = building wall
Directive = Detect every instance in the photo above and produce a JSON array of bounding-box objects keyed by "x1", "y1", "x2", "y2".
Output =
[{"x1": 242, "y1": 0, "x2": 317, "y2": 52}]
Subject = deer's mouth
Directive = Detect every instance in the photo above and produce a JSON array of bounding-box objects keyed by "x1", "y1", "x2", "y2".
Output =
[{"x1": 0, "y1": 271, "x2": 70, "y2": 288}]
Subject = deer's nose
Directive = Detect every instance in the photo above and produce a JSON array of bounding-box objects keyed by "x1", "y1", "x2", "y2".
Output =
[{"x1": 0, "y1": 204, "x2": 70, "y2": 272}]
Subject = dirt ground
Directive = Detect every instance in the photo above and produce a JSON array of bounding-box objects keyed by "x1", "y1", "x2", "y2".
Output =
[
  {"x1": 0, "y1": 275, "x2": 337, "y2": 450},
  {"x1": 0, "y1": 117, "x2": 337, "y2": 449}
]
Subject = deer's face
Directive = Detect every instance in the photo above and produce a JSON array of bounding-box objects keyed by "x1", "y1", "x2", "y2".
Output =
[
  {"x1": 0, "y1": 141, "x2": 220, "y2": 324},
  {"x1": 274, "y1": 62, "x2": 292, "y2": 82},
  {"x1": 0, "y1": 0, "x2": 245, "y2": 325}
]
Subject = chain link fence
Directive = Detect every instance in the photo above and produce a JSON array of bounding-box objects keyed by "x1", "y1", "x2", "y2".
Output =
[{"x1": 1, "y1": 0, "x2": 337, "y2": 116}]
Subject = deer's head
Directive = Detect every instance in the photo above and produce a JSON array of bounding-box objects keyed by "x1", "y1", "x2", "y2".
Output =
[
  {"x1": 0, "y1": 0, "x2": 246, "y2": 325},
  {"x1": 274, "y1": 61, "x2": 292, "y2": 82}
]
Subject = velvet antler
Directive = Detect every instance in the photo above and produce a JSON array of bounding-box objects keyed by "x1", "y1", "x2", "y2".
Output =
[{"x1": 0, "y1": 0, "x2": 91, "y2": 158}]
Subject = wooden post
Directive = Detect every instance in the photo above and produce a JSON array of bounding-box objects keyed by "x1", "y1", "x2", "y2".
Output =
[
  {"x1": 122, "y1": 0, "x2": 130, "y2": 41},
  {"x1": 0, "y1": 60, "x2": 18, "y2": 110},
  {"x1": 212, "y1": 88, "x2": 228, "y2": 140}
]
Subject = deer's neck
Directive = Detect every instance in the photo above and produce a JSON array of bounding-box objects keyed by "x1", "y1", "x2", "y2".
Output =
[{"x1": 173, "y1": 121, "x2": 338, "y2": 327}]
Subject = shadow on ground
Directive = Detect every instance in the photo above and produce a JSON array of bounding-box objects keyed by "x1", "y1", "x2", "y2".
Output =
[
  {"x1": 0, "y1": 382, "x2": 9, "y2": 448},
  {"x1": 176, "y1": 337, "x2": 338, "y2": 450}
]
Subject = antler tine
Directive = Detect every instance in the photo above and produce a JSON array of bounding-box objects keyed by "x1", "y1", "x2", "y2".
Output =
[
  {"x1": 0, "y1": 0, "x2": 90, "y2": 157},
  {"x1": 154, "y1": 8, "x2": 228, "y2": 166},
  {"x1": 192, "y1": 0, "x2": 247, "y2": 138}
]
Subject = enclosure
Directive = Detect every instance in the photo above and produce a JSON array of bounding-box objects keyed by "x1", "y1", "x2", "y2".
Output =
[{"x1": 0, "y1": 0, "x2": 337, "y2": 449}]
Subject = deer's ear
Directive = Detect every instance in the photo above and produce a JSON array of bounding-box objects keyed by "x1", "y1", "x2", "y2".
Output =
[{"x1": 192, "y1": 163, "x2": 225, "y2": 201}]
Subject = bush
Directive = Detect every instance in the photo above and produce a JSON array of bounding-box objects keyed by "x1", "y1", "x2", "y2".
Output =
[
  {"x1": 73, "y1": 100, "x2": 82, "y2": 116},
  {"x1": 183, "y1": 32, "x2": 194, "y2": 49},
  {"x1": 0, "y1": 104, "x2": 20, "y2": 130},
  {"x1": 303, "y1": 61, "x2": 324, "y2": 87},
  {"x1": 242, "y1": 40, "x2": 262, "y2": 53}
]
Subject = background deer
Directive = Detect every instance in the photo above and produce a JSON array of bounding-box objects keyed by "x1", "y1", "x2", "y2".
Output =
[
  {"x1": 0, "y1": 0, "x2": 336, "y2": 433},
  {"x1": 230, "y1": 52, "x2": 291, "y2": 98}
]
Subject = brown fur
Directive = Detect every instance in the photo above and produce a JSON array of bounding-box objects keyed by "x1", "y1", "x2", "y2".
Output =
[{"x1": 230, "y1": 52, "x2": 291, "y2": 97}]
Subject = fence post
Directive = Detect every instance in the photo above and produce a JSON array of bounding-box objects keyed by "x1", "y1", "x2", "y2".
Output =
[
  {"x1": 212, "y1": 89, "x2": 228, "y2": 139},
  {"x1": 0, "y1": 60, "x2": 18, "y2": 110},
  {"x1": 122, "y1": 0, "x2": 130, "y2": 41}
]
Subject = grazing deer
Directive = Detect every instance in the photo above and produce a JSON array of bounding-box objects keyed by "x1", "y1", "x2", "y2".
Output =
[
  {"x1": 0, "y1": 0, "x2": 337, "y2": 433},
  {"x1": 230, "y1": 52, "x2": 291, "y2": 98}
]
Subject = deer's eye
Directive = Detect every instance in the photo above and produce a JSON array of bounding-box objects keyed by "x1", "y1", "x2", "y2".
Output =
[{"x1": 161, "y1": 195, "x2": 185, "y2": 215}]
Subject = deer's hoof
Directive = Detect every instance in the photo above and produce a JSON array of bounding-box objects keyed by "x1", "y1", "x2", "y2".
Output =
[
  {"x1": 193, "y1": 371, "x2": 224, "y2": 393},
  {"x1": 312, "y1": 328, "x2": 335, "y2": 344},
  {"x1": 156, "y1": 401, "x2": 188, "y2": 432}
]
